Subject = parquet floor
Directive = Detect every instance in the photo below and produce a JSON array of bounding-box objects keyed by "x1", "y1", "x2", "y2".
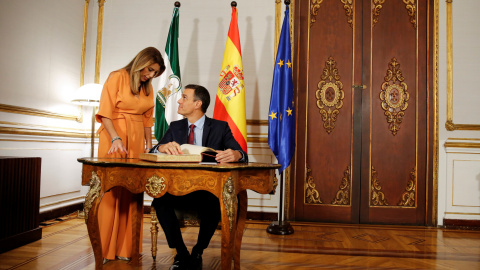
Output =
[{"x1": 1, "y1": 213, "x2": 480, "y2": 269}]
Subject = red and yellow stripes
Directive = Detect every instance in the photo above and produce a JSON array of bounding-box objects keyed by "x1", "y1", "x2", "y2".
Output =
[{"x1": 213, "y1": 7, "x2": 247, "y2": 152}]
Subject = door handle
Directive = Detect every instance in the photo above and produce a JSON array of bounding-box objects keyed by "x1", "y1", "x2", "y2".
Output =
[{"x1": 352, "y1": 84, "x2": 366, "y2": 89}]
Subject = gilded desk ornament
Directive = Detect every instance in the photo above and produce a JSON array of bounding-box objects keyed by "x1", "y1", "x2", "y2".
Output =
[
  {"x1": 84, "y1": 171, "x2": 101, "y2": 224},
  {"x1": 380, "y1": 58, "x2": 409, "y2": 136},
  {"x1": 316, "y1": 57, "x2": 345, "y2": 134},
  {"x1": 305, "y1": 166, "x2": 323, "y2": 204},
  {"x1": 341, "y1": 0, "x2": 354, "y2": 27},
  {"x1": 398, "y1": 168, "x2": 416, "y2": 207},
  {"x1": 145, "y1": 174, "x2": 166, "y2": 197},
  {"x1": 222, "y1": 177, "x2": 236, "y2": 231},
  {"x1": 370, "y1": 166, "x2": 389, "y2": 206},
  {"x1": 310, "y1": 0, "x2": 325, "y2": 26},
  {"x1": 372, "y1": 0, "x2": 386, "y2": 27},
  {"x1": 272, "y1": 176, "x2": 278, "y2": 195},
  {"x1": 332, "y1": 166, "x2": 351, "y2": 205}
]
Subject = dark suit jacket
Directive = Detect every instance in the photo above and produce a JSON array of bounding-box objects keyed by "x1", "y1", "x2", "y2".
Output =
[{"x1": 152, "y1": 116, "x2": 248, "y2": 162}]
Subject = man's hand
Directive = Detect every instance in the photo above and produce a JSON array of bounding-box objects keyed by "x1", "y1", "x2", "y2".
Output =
[
  {"x1": 215, "y1": 149, "x2": 242, "y2": 163},
  {"x1": 158, "y1": 142, "x2": 184, "y2": 155}
]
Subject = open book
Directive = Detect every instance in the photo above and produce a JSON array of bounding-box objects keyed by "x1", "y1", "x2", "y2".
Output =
[{"x1": 139, "y1": 144, "x2": 217, "y2": 163}]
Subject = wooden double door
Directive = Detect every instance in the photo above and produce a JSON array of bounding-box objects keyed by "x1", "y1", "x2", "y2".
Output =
[{"x1": 290, "y1": 0, "x2": 435, "y2": 225}]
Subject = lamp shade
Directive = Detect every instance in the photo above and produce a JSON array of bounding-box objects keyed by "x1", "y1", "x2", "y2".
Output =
[{"x1": 71, "y1": 83, "x2": 103, "y2": 106}]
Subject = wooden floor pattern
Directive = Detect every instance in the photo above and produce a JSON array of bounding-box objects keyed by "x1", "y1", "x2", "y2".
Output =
[{"x1": 1, "y1": 213, "x2": 480, "y2": 269}]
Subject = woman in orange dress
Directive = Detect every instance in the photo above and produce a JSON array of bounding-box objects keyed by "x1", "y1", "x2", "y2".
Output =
[{"x1": 95, "y1": 47, "x2": 165, "y2": 262}]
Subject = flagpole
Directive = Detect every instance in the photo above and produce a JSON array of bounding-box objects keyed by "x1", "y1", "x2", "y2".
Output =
[{"x1": 267, "y1": 0, "x2": 294, "y2": 236}]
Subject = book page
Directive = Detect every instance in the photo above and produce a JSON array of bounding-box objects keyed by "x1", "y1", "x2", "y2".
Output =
[{"x1": 180, "y1": 144, "x2": 216, "y2": 155}]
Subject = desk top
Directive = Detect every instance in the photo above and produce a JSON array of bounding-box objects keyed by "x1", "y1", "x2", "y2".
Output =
[{"x1": 78, "y1": 157, "x2": 280, "y2": 171}]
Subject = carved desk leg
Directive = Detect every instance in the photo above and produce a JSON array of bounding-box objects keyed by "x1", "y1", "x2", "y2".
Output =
[
  {"x1": 221, "y1": 176, "x2": 237, "y2": 270},
  {"x1": 84, "y1": 170, "x2": 104, "y2": 269},
  {"x1": 234, "y1": 190, "x2": 247, "y2": 270},
  {"x1": 150, "y1": 207, "x2": 159, "y2": 261}
]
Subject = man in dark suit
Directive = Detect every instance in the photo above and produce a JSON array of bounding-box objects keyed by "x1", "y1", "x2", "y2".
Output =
[{"x1": 150, "y1": 84, "x2": 247, "y2": 270}]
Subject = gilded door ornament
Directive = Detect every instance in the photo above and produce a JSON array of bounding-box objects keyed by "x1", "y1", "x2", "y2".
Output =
[
  {"x1": 398, "y1": 168, "x2": 416, "y2": 207},
  {"x1": 222, "y1": 177, "x2": 235, "y2": 231},
  {"x1": 310, "y1": 0, "x2": 324, "y2": 26},
  {"x1": 332, "y1": 166, "x2": 351, "y2": 205},
  {"x1": 305, "y1": 166, "x2": 323, "y2": 204},
  {"x1": 372, "y1": 0, "x2": 386, "y2": 27},
  {"x1": 145, "y1": 174, "x2": 166, "y2": 197},
  {"x1": 84, "y1": 171, "x2": 101, "y2": 224},
  {"x1": 371, "y1": 166, "x2": 389, "y2": 206},
  {"x1": 380, "y1": 58, "x2": 409, "y2": 135},
  {"x1": 316, "y1": 57, "x2": 345, "y2": 134},
  {"x1": 403, "y1": 0, "x2": 417, "y2": 29},
  {"x1": 341, "y1": 0, "x2": 354, "y2": 28}
]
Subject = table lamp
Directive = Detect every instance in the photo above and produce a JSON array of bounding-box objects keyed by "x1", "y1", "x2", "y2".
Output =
[{"x1": 71, "y1": 83, "x2": 103, "y2": 158}]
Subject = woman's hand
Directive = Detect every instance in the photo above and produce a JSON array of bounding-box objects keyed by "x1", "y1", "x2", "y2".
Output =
[{"x1": 108, "y1": 139, "x2": 128, "y2": 155}]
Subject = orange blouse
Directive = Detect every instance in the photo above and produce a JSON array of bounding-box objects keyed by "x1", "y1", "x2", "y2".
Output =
[{"x1": 96, "y1": 69, "x2": 154, "y2": 158}]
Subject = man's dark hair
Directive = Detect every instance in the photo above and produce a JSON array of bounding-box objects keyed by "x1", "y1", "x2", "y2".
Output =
[{"x1": 186, "y1": 84, "x2": 210, "y2": 113}]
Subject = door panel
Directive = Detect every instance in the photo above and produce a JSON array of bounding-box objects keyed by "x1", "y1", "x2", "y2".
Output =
[{"x1": 292, "y1": 0, "x2": 433, "y2": 225}]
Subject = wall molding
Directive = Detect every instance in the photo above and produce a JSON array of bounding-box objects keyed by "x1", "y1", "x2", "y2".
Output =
[
  {"x1": 445, "y1": 0, "x2": 480, "y2": 131},
  {"x1": 0, "y1": 103, "x2": 82, "y2": 122}
]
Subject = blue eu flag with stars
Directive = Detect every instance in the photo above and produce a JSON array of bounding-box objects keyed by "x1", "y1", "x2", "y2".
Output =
[{"x1": 268, "y1": 7, "x2": 295, "y2": 173}]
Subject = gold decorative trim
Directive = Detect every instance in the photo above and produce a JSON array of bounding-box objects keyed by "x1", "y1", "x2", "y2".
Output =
[
  {"x1": 305, "y1": 166, "x2": 322, "y2": 204},
  {"x1": 145, "y1": 175, "x2": 166, "y2": 197},
  {"x1": 94, "y1": 0, "x2": 106, "y2": 84},
  {"x1": 80, "y1": 0, "x2": 90, "y2": 86},
  {"x1": 0, "y1": 126, "x2": 90, "y2": 139},
  {"x1": 331, "y1": 166, "x2": 351, "y2": 205},
  {"x1": 84, "y1": 171, "x2": 101, "y2": 223},
  {"x1": 444, "y1": 142, "x2": 480, "y2": 149},
  {"x1": 371, "y1": 166, "x2": 389, "y2": 206},
  {"x1": 310, "y1": 0, "x2": 325, "y2": 26},
  {"x1": 222, "y1": 177, "x2": 235, "y2": 231},
  {"x1": 445, "y1": 0, "x2": 480, "y2": 131},
  {"x1": 433, "y1": 0, "x2": 439, "y2": 226},
  {"x1": 403, "y1": 0, "x2": 417, "y2": 29},
  {"x1": 0, "y1": 103, "x2": 81, "y2": 122},
  {"x1": 398, "y1": 168, "x2": 416, "y2": 207},
  {"x1": 248, "y1": 137, "x2": 268, "y2": 143},
  {"x1": 341, "y1": 0, "x2": 354, "y2": 28},
  {"x1": 380, "y1": 58, "x2": 409, "y2": 135},
  {"x1": 246, "y1": 119, "x2": 268, "y2": 126},
  {"x1": 316, "y1": 57, "x2": 345, "y2": 134},
  {"x1": 372, "y1": 0, "x2": 386, "y2": 27},
  {"x1": 275, "y1": 0, "x2": 282, "y2": 58}
]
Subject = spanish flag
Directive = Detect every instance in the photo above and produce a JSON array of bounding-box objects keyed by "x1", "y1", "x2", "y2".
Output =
[{"x1": 213, "y1": 4, "x2": 247, "y2": 152}]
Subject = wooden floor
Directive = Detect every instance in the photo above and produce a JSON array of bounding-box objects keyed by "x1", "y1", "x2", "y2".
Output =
[{"x1": 1, "y1": 213, "x2": 480, "y2": 270}]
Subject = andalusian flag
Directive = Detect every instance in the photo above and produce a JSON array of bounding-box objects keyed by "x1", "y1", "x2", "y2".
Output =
[
  {"x1": 155, "y1": 5, "x2": 183, "y2": 141},
  {"x1": 213, "y1": 5, "x2": 247, "y2": 152}
]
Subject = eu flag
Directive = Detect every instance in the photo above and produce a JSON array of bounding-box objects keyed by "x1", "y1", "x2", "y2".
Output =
[{"x1": 268, "y1": 7, "x2": 295, "y2": 173}]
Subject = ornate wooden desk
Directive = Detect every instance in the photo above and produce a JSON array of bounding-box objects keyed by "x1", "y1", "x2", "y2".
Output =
[{"x1": 78, "y1": 158, "x2": 279, "y2": 269}]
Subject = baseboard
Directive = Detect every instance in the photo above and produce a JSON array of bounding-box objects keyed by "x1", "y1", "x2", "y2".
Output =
[
  {"x1": 0, "y1": 227, "x2": 42, "y2": 253},
  {"x1": 443, "y1": 219, "x2": 480, "y2": 230},
  {"x1": 40, "y1": 202, "x2": 83, "y2": 223}
]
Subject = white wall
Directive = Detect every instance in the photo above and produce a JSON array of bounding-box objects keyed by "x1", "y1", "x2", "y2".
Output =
[{"x1": 437, "y1": 0, "x2": 480, "y2": 225}]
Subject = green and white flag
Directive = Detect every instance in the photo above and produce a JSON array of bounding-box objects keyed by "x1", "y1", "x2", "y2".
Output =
[{"x1": 155, "y1": 6, "x2": 183, "y2": 141}]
